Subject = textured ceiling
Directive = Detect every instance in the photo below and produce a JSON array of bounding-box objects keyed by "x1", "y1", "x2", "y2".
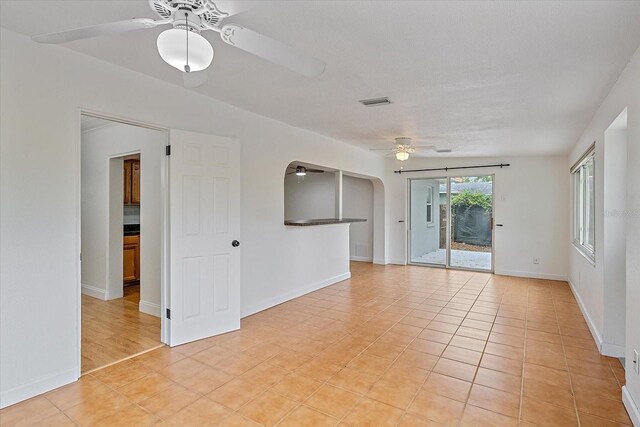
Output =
[{"x1": 2, "y1": 1, "x2": 640, "y2": 157}]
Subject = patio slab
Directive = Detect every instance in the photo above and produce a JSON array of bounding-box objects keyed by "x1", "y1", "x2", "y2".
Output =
[{"x1": 411, "y1": 249, "x2": 491, "y2": 270}]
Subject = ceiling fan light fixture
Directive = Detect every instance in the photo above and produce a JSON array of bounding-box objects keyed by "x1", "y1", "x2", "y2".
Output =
[
  {"x1": 157, "y1": 28, "x2": 214, "y2": 72},
  {"x1": 295, "y1": 166, "x2": 307, "y2": 176},
  {"x1": 396, "y1": 151, "x2": 410, "y2": 161}
]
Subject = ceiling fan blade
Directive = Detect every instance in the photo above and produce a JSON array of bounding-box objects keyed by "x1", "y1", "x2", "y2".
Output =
[
  {"x1": 209, "y1": 1, "x2": 256, "y2": 18},
  {"x1": 369, "y1": 148, "x2": 394, "y2": 151},
  {"x1": 435, "y1": 148, "x2": 453, "y2": 153},
  {"x1": 412, "y1": 145, "x2": 437, "y2": 150},
  {"x1": 219, "y1": 24, "x2": 325, "y2": 77},
  {"x1": 32, "y1": 18, "x2": 168, "y2": 44},
  {"x1": 182, "y1": 70, "x2": 208, "y2": 89},
  {"x1": 306, "y1": 169, "x2": 325, "y2": 173}
]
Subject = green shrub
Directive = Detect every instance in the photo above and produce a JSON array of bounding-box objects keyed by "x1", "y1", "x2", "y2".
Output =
[{"x1": 451, "y1": 190, "x2": 492, "y2": 212}]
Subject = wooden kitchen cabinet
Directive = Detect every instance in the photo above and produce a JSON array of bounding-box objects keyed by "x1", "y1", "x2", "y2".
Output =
[
  {"x1": 123, "y1": 159, "x2": 140, "y2": 205},
  {"x1": 123, "y1": 234, "x2": 140, "y2": 283},
  {"x1": 131, "y1": 160, "x2": 140, "y2": 204}
]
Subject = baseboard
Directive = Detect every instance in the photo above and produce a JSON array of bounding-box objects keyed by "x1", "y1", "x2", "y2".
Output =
[
  {"x1": 139, "y1": 300, "x2": 161, "y2": 318},
  {"x1": 568, "y1": 279, "x2": 604, "y2": 353},
  {"x1": 81, "y1": 283, "x2": 107, "y2": 300},
  {"x1": 388, "y1": 259, "x2": 407, "y2": 265},
  {"x1": 350, "y1": 256, "x2": 373, "y2": 263},
  {"x1": 494, "y1": 269, "x2": 567, "y2": 281},
  {"x1": 0, "y1": 368, "x2": 77, "y2": 409},
  {"x1": 240, "y1": 272, "x2": 351, "y2": 318},
  {"x1": 602, "y1": 342, "x2": 625, "y2": 358},
  {"x1": 622, "y1": 386, "x2": 640, "y2": 427},
  {"x1": 373, "y1": 258, "x2": 386, "y2": 265}
]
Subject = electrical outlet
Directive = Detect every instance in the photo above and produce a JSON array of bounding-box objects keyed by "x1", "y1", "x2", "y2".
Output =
[
  {"x1": 634, "y1": 349, "x2": 639, "y2": 375},
  {"x1": 533, "y1": 257, "x2": 540, "y2": 265}
]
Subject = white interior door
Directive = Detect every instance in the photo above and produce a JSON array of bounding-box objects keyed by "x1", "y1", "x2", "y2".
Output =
[{"x1": 168, "y1": 129, "x2": 240, "y2": 346}]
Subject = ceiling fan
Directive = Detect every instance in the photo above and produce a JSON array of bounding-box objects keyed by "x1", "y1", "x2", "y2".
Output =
[
  {"x1": 369, "y1": 137, "x2": 452, "y2": 161},
  {"x1": 286, "y1": 165, "x2": 325, "y2": 177},
  {"x1": 31, "y1": 0, "x2": 326, "y2": 88}
]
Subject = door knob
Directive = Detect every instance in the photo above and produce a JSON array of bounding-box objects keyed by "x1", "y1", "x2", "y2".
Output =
[{"x1": 232, "y1": 240, "x2": 240, "y2": 247}]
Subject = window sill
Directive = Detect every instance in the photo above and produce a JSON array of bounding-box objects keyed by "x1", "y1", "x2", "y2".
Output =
[{"x1": 573, "y1": 243, "x2": 595, "y2": 266}]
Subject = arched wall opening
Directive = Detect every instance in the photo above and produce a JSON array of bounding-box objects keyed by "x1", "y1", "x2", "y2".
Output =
[{"x1": 283, "y1": 161, "x2": 386, "y2": 264}]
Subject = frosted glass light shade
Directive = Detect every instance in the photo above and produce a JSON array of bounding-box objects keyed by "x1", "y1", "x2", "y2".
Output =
[
  {"x1": 157, "y1": 28, "x2": 214, "y2": 72},
  {"x1": 396, "y1": 151, "x2": 410, "y2": 161}
]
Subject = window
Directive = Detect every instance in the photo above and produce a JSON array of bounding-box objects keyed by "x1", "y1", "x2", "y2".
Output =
[
  {"x1": 426, "y1": 187, "x2": 434, "y2": 225},
  {"x1": 572, "y1": 147, "x2": 595, "y2": 260}
]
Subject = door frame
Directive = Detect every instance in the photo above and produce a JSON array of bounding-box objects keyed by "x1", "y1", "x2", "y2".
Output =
[
  {"x1": 407, "y1": 174, "x2": 495, "y2": 273},
  {"x1": 77, "y1": 109, "x2": 170, "y2": 377}
]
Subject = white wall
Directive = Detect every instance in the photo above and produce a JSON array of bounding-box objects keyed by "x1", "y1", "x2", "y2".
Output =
[
  {"x1": 107, "y1": 157, "x2": 124, "y2": 300},
  {"x1": 0, "y1": 28, "x2": 387, "y2": 407},
  {"x1": 603, "y1": 129, "x2": 627, "y2": 351},
  {"x1": 81, "y1": 122, "x2": 165, "y2": 314},
  {"x1": 343, "y1": 175, "x2": 374, "y2": 262},
  {"x1": 284, "y1": 172, "x2": 335, "y2": 220},
  {"x1": 386, "y1": 156, "x2": 569, "y2": 280},
  {"x1": 567, "y1": 46, "x2": 640, "y2": 424}
]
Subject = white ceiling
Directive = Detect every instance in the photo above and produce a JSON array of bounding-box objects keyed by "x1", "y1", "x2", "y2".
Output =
[{"x1": 3, "y1": 1, "x2": 640, "y2": 157}]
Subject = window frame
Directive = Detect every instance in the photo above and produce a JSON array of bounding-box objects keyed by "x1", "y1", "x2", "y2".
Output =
[
  {"x1": 426, "y1": 186, "x2": 434, "y2": 226},
  {"x1": 571, "y1": 146, "x2": 595, "y2": 262}
]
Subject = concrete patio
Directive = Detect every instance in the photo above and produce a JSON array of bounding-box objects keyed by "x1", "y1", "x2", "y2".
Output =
[{"x1": 411, "y1": 248, "x2": 492, "y2": 270}]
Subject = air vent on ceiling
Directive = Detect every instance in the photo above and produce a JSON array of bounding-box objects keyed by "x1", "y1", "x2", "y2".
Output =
[{"x1": 359, "y1": 97, "x2": 391, "y2": 107}]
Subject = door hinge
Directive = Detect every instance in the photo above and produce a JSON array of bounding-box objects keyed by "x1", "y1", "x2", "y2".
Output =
[
  {"x1": 166, "y1": 308, "x2": 171, "y2": 319},
  {"x1": 165, "y1": 145, "x2": 171, "y2": 156},
  {"x1": 79, "y1": 253, "x2": 82, "y2": 261}
]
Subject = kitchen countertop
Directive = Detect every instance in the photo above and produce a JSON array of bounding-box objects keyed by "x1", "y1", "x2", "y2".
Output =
[
  {"x1": 284, "y1": 218, "x2": 367, "y2": 227},
  {"x1": 123, "y1": 224, "x2": 140, "y2": 236}
]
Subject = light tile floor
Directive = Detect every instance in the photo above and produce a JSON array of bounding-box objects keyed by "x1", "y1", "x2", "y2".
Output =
[{"x1": 1, "y1": 262, "x2": 631, "y2": 426}]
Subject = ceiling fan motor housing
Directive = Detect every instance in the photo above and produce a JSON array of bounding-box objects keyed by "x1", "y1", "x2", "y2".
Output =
[
  {"x1": 172, "y1": 10, "x2": 203, "y2": 32},
  {"x1": 395, "y1": 137, "x2": 413, "y2": 147},
  {"x1": 151, "y1": 0, "x2": 229, "y2": 29}
]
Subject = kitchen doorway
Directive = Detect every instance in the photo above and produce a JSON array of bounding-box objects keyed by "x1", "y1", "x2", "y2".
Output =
[
  {"x1": 80, "y1": 114, "x2": 166, "y2": 373},
  {"x1": 409, "y1": 175, "x2": 494, "y2": 272}
]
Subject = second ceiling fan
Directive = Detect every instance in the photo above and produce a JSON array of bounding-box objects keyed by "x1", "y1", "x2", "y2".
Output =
[{"x1": 370, "y1": 137, "x2": 452, "y2": 161}]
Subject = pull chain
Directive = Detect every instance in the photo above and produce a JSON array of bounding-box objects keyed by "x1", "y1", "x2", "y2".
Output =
[{"x1": 184, "y1": 13, "x2": 190, "y2": 72}]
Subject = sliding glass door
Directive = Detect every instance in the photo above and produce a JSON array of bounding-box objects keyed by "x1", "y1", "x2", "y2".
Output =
[
  {"x1": 409, "y1": 175, "x2": 493, "y2": 271},
  {"x1": 409, "y1": 178, "x2": 447, "y2": 266}
]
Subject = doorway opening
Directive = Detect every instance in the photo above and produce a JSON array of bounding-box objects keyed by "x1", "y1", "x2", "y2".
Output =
[
  {"x1": 409, "y1": 175, "x2": 494, "y2": 272},
  {"x1": 80, "y1": 114, "x2": 167, "y2": 373}
]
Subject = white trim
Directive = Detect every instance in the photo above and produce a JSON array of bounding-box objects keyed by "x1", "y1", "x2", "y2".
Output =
[
  {"x1": 81, "y1": 283, "x2": 107, "y2": 300},
  {"x1": 622, "y1": 386, "x2": 640, "y2": 427},
  {"x1": 601, "y1": 342, "x2": 625, "y2": 358},
  {"x1": 388, "y1": 259, "x2": 407, "y2": 265},
  {"x1": 350, "y1": 256, "x2": 373, "y2": 262},
  {"x1": 0, "y1": 368, "x2": 77, "y2": 409},
  {"x1": 494, "y1": 270, "x2": 568, "y2": 282},
  {"x1": 568, "y1": 279, "x2": 604, "y2": 352},
  {"x1": 573, "y1": 242, "x2": 596, "y2": 266},
  {"x1": 373, "y1": 258, "x2": 386, "y2": 265},
  {"x1": 139, "y1": 300, "x2": 161, "y2": 317},
  {"x1": 240, "y1": 272, "x2": 351, "y2": 318}
]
